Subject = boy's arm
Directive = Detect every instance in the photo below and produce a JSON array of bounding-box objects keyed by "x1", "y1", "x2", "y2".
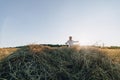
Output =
[{"x1": 73, "y1": 41, "x2": 79, "y2": 43}]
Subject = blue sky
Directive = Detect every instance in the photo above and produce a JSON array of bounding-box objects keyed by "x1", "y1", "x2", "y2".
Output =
[{"x1": 0, "y1": 0, "x2": 120, "y2": 47}]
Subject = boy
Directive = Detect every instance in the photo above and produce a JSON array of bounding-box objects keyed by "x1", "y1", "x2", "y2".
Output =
[{"x1": 65, "y1": 36, "x2": 79, "y2": 47}]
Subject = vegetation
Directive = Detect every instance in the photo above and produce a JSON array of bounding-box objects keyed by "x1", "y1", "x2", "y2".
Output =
[
  {"x1": 0, "y1": 48, "x2": 17, "y2": 60},
  {"x1": 102, "y1": 48, "x2": 120, "y2": 64},
  {"x1": 0, "y1": 45, "x2": 120, "y2": 80}
]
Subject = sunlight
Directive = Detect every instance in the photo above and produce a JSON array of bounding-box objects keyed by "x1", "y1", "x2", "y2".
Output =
[
  {"x1": 79, "y1": 40, "x2": 92, "y2": 46},
  {"x1": 74, "y1": 34, "x2": 93, "y2": 46}
]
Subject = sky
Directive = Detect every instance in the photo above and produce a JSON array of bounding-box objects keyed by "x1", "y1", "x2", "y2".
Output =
[{"x1": 0, "y1": 0, "x2": 120, "y2": 47}]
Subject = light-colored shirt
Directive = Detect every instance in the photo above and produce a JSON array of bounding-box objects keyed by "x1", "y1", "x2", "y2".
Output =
[{"x1": 65, "y1": 40, "x2": 79, "y2": 47}]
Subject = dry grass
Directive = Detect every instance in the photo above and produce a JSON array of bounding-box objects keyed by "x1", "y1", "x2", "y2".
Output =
[
  {"x1": 0, "y1": 48, "x2": 18, "y2": 60},
  {"x1": 0, "y1": 45, "x2": 120, "y2": 80},
  {"x1": 101, "y1": 48, "x2": 120, "y2": 64}
]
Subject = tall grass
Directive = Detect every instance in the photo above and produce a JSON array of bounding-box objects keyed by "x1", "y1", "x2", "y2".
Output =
[
  {"x1": 0, "y1": 48, "x2": 18, "y2": 60},
  {"x1": 0, "y1": 45, "x2": 120, "y2": 80},
  {"x1": 102, "y1": 48, "x2": 120, "y2": 64}
]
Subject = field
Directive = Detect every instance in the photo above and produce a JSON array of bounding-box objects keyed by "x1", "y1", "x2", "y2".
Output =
[
  {"x1": 0, "y1": 45, "x2": 120, "y2": 80},
  {"x1": 101, "y1": 48, "x2": 120, "y2": 64}
]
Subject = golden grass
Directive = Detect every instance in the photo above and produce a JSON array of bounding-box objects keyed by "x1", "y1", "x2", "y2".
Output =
[
  {"x1": 101, "y1": 48, "x2": 120, "y2": 64},
  {"x1": 0, "y1": 48, "x2": 18, "y2": 60}
]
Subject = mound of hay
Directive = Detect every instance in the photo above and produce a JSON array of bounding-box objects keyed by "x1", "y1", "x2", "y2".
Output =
[{"x1": 0, "y1": 45, "x2": 120, "y2": 80}]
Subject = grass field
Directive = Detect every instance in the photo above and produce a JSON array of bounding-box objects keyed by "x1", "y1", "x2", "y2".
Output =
[
  {"x1": 0, "y1": 48, "x2": 18, "y2": 60},
  {"x1": 0, "y1": 45, "x2": 120, "y2": 80},
  {"x1": 101, "y1": 48, "x2": 120, "y2": 64}
]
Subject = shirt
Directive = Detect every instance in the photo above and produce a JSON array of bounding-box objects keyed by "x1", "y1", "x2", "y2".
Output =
[{"x1": 65, "y1": 40, "x2": 79, "y2": 47}]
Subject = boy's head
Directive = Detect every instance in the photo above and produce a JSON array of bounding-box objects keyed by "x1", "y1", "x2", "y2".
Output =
[{"x1": 69, "y1": 36, "x2": 72, "y2": 40}]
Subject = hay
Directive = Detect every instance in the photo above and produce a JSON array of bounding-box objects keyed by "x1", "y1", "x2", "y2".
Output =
[{"x1": 0, "y1": 45, "x2": 120, "y2": 80}]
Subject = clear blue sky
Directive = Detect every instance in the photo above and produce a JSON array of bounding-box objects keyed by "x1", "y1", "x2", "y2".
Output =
[{"x1": 0, "y1": 0, "x2": 120, "y2": 47}]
